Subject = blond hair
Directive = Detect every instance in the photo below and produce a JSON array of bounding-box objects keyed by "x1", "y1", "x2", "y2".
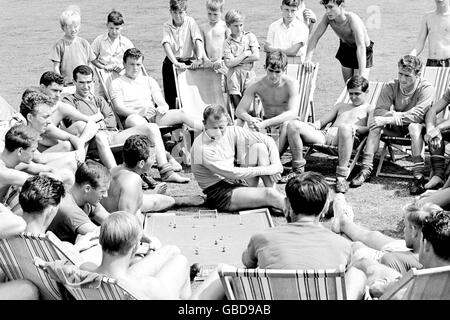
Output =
[
  {"x1": 225, "y1": 9, "x2": 244, "y2": 26},
  {"x1": 206, "y1": 0, "x2": 224, "y2": 11},
  {"x1": 59, "y1": 6, "x2": 81, "y2": 30}
]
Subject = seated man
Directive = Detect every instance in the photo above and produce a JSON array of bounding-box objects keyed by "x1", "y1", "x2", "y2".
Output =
[
  {"x1": 38, "y1": 71, "x2": 99, "y2": 154},
  {"x1": 235, "y1": 50, "x2": 299, "y2": 154},
  {"x1": 423, "y1": 84, "x2": 450, "y2": 190},
  {"x1": 351, "y1": 55, "x2": 434, "y2": 195},
  {"x1": 101, "y1": 135, "x2": 177, "y2": 221},
  {"x1": 18, "y1": 175, "x2": 98, "y2": 259},
  {"x1": 0, "y1": 203, "x2": 39, "y2": 300},
  {"x1": 0, "y1": 125, "x2": 71, "y2": 211},
  {"x1": 109, "y1": 48, "x2": 203, "y2": 131},
  {"x1": 354, "y1": 209, "x2": 450, "y2": 299},
  {"x1": 80, "y1": 211, "x2": 192, "y2": 299},
  {"x1": 332, "y1": 194, "x2": 440, "y2": 274},
  {"x1": 62, "y1": 65, "x2": 188, "y2": 184},
  {"x1": 285, "y1": 75, "x2": 372, "y2": 192},
  {"x1": 191, "y1": 104, "x2": 285, "y2": 213},
  {"x1": 242, "y1": 172, "x2": 367, "y2": 299},
  {"x1": 47, "y1": 160, "x2": 111, "y2": 244}
]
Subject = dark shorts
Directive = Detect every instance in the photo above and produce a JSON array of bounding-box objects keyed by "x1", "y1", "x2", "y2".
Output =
[
  {"x1": 426, "y1": 58, "x2": 450, "y2": 67},
  {"x1": 335, "y1": 40, "x2": 374, "y2": 70},
  {"x1": 203, "y1": 179, "x2": 248, "y2": 212}
]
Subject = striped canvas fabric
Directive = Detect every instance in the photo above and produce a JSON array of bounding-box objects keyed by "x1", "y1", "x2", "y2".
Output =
[
  {"x1": 218, "y1": 264, "x2": 347, "y2": 300},
  {"x1": 61, "y1": 276, "x2": 138, "y2": 300},
  {"x1": 380, "y1": 266, "x2": 450, "y2": 300},
  {"x1": 0, "y1": 231, "x2": 82, "y2": 300},
  {"x1": 285, "y1": 63, "x2": 319, "y2": 123}
]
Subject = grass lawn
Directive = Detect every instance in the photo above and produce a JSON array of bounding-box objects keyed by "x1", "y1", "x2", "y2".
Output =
[{"x1": 0, "y1": 0, "x2": 437, "y2": 238}]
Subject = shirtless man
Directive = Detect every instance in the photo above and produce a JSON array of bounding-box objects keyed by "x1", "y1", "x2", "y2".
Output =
[
  {"x1": 80, "y1": 211, "x2": 192, "y2": 299},
  {"x1": 199, "y1": 0, "x2": 230, "y2": 73},
  {"x1": 304, "y1": 0, "x2": 373, "y2": 83},
  {"x1": 0, "y1": 125, "x2": 66, "y2": 211},
  {"x1": 38, "y1": 71, "x2": 99, "y2": 153},
  {"x1": 101, "y1": 135, "x2": 176, "y2": 222},
  {"x1": 235, "y1": 51, "x2": 299, "y2": 153},
  {"x1": 285, "y1": 75, "x2": 372, "y2": 193},
  {"x1": 191, "y1": 104, "x2": 285, "y2": 214},
  {"x1": 411, "y1": 0, "x2": 450, "y2": 67}
]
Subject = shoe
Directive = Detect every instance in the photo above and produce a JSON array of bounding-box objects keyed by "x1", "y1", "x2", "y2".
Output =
[
  {"x1": 140, "y1": 173, "x2": 159, "y2": 190},
  {"x1": 335, "y1": 177, "x2": 349, "y2": 193},
  {"x1": 350, "y1": 168, "x2": 372, "y2": 188},
  {"x1": 410, "y1": 176, "x2": 426, "y2": 195},
  {"x1": 190, "y1": 263, "x2": 201, "y2": 282},
  {"x1": 278, "y1": 170, "x2": 303, "y2": 184}
]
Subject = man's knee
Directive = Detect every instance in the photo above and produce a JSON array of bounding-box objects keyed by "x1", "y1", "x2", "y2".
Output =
[
  {"x1": 70, "y1": 121, "x2": 87, "y2": 135},
  {"x1": 7, "y1": 280, "x2": 40, "y2": 300},
  {"x1": 95, "y1": 132, "x2": 109, "y2": 147},
  {"x1": 338, "y1": 124, "x2": 354, "y2": 139},
  {"x1": 408, "y1": 123, "x2": 424, "y2": 139},
  {"x1": 59, "y1": 140, "x2": 73, "y2": 152},
  {"x1": 287, "y1": 120, "x2": 303, "y2": 135}
]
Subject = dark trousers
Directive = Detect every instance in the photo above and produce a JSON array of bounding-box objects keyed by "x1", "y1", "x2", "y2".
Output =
[{"x1": 162, "y1": 56, "x2": 192, "y2": 109}]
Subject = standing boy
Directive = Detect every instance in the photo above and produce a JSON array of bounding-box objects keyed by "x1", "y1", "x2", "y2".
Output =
[
  {"x1": 161, "y1": 0, "x2": 206, "y2": 109},
  {"x1": 264, "y1": 0, "x2": 311, "y2": 64},
  {"x1": 200, "y1": 0, "x2": 230, "y2": 72},
  {"x1": 411, "y1": 0, "x2": 450, "y2": 67},
  {"x1": 304, "y1": 0, "x2": 373, "y2": 83},
  {"x1": 49, "y1": 7, "x2": 95, "y2": 86},
  {"x1": 223, "y1": 9, "x2": 260, "y2": 113}
]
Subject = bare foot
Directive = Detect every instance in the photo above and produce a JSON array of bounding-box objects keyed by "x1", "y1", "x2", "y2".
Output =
[
  {"x1": 169, "y1": 157, "x2": 182, "y2": 172},
  {"x1": 174, "y1": 195, "x2": 205, "y2": 207},
  {"x1": 162, "y1": 172, "x2": 190, "y2": 184},
  {"x1": 424, "y1": 175, "x2": 444, "y2": 190},
  {"x1": 331, "y1": 194, "x2": 354, "y2": 233},
  {"x1": 145, "y1": 182, "x2": 168, "y2": 195}
]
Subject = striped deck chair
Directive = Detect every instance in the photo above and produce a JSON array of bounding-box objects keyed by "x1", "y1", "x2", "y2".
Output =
[
  {"x1": 0, "y1": 231, "x2": 83, "y2": 300},
  {"x1": 380, "y1": 266, "x2": 450, "y2": 300},
  {"x1": 173, "y1": 66, "x2": 227, "y2": 165},
  {"x1": 285, "y1": 62, "x2": 319, "y2": 123},
  {"x1": 35, "y1": 259, "x2": 140, "y2": 300},
  {"x1": 305, "y1": 81, "x2": 385, "y2": 179},
  {"x1": 376, "y1": 67, "x2": 450, "y2": 178},
  {"x1": 218, "y1": 264, "x2": 347, "y2": 300}
]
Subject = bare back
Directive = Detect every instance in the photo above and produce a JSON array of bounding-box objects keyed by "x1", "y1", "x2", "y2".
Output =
[
  {"x1": 329, "y1": 12, "x2": 370, "y2": 46},
  {"x1": 254, "y1": 75, "x2": 296, "y2": 119},
  {"x1": 101, "y1": 165, "x2": 143, "y2": 215},
  {"x1": 331, "y1": 102, "x2": 371, "y2": 128},
  {"x1": 425, "y1": 11, "x2": 450, "y2": 59},
  {"x1": 200, "y1": 20, "x2": 228, "y2": 62}
]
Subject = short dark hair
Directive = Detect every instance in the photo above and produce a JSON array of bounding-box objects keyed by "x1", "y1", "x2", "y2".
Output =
[
  {"x1": 107, "y1": 10, "x2": 124, "y2": 25},
  {"x1": 282, "y1": 0, "x2": 299, "y2": 7},
  {"x1": 19, "y1": 175, "x2": 66, "y2": 214},
  {"x1": 202, "y1": 104, "x2": 231, "y2": 123},
  {"x1": 320, "y1": 0, "x2": 344, "y2": 5},
  {"x1": 346, "y1": 75, "x2": 369, "y2": 92},
  {"x1": 4, "y1": 125, "x2": 40, "y2": 152},
  {"x1": 422, "y1": 211, "x2": 450, "y2": 261},
  {"x1": 123, "y1": 48, "x2": 144, "y2": 64},
  {"x1": 39, "y1": 71, "x2": 64, "y2": 87},
  {"x1": 75, "y1": 160, "x2": 111, "y2": 189},
  {"x1": 170, "y1": 0, "x2": 187, "y2": 12},
  {"x1": 285, "y1": 172, "x2": 330, "y2": 216},
  {"x1": 398, "y1": 55, "x2": 423, "y2": 76},
  {"x1": 19, "y1": 88, "x2": 53, "y2": 119},
  {"x1": 122, "y1": 135, "x2": 153, "y2": 168},
  {"x1": 73, "y1": 65, "x2": 93, "y2": 82},
  {"x1": 265, "y1": 50, "x2": 287, "y2": 71}
]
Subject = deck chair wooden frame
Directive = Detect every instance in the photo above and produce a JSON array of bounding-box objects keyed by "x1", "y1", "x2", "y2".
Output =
[
  {"x1": 376, "y1": 67, "x2": 450, "y2": 179},
  {"x1": 305, "y1": 81, "x2": 385, "y2": 179},
  {"x1": 0, "y1": 231, "x2": 83, "y2": 300},
  {"x1": 36, "y1": 262, "x2": 139, "y2": 300},
  {"x1": 380, "y1": 266, "x2": 450, "y2": 300},
  {"x1": 173, "y1": 66, "x2": 227, "y2": 165},
  {"x1": 218, "y1": 264, "x2": 347, "y2": 300},
  {"x1": 285, "y1": 62, "x2": 319, "y2": 123}
]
